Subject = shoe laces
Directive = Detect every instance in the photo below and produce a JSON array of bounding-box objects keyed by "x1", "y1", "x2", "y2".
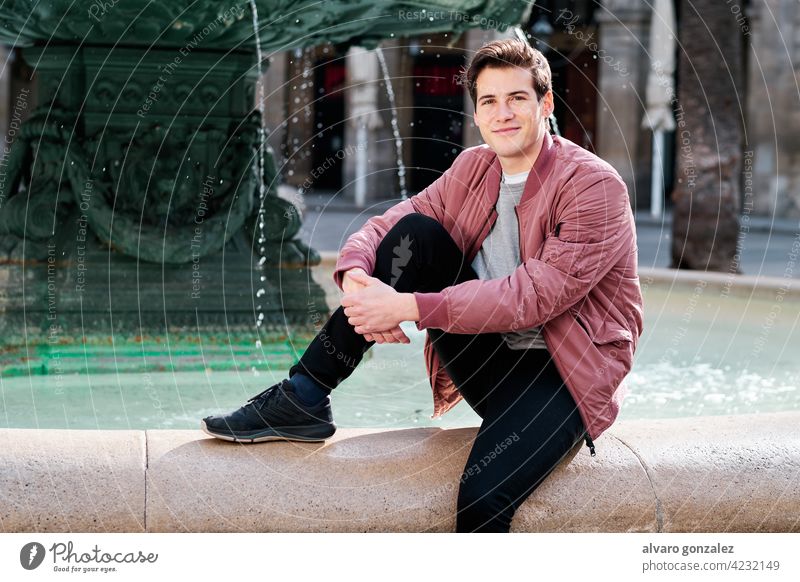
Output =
[{"x1": 246, "y1": 380, "x2": 287, "y2": 411}]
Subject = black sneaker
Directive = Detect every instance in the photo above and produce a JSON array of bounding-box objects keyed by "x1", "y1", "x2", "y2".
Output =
[{"x1": 200, "y1": 378, "x2": 336, "y2": 443}]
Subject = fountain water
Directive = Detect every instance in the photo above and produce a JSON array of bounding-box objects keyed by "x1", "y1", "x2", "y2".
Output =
[
  {"x1": 375, "y1": 47, "x2": 408, "y2": 200},
  {"x1": 0, "y1": 0, "x2": 535, "y2": 385},
  {"x1": 249, "y1": 0, "x2": 269, "y2": 347}
]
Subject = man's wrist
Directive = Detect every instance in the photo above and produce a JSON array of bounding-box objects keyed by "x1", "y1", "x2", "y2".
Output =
[
  {"x1": 344, "y1": 267, "x2": 366, "y2": 281},
  {"x1": 402, "y1": 293, "x2": 420, "y2": 322}
]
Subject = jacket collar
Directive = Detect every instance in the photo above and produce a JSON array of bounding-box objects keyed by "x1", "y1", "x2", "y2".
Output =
[{"x1": 484, "y1": 131, "x2": 557, "y2": 208}]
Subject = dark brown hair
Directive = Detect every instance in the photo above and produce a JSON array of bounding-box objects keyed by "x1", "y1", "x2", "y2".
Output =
[{"x1": 461, "y1": 39, "x2": 552, "y2": 106}]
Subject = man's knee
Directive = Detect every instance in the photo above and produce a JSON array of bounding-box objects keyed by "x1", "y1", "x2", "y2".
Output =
[
  {"x1": 394, "y1": 212, "x2": 443, "y2": 231},
  {"x1": 383, "y1": 213, "x2": 447, "y2": 245},
  {"x1": 377, "y1": 213, "x2": 453, "y2": 260},
  {"x1": 373, "y1": 212, "x2": 467, "y2": 291}
]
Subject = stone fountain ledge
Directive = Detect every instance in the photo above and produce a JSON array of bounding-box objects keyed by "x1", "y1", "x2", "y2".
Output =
[{"x1": 1, "y1": 412, "x2": 798, "y2": 533}]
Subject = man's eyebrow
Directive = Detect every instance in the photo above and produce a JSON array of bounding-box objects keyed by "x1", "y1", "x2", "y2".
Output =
[{"x1": 478, "y1": 90, "x2": 531, "y2": 101}]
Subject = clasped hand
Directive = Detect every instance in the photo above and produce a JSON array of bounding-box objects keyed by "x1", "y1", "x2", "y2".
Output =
[{"x1": 341, "y1": 269, "x2": 410, "y2": 344}]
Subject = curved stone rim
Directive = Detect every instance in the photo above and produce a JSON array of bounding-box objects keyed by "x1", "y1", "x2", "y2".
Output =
[{"x1": 1, "y1": 411, "x2": 798, "y2": 533}]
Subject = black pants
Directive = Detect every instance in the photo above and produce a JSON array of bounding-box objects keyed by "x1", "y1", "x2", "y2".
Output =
[{"x1": 289, "y1": 213, "x2": 587, "y2": 532}]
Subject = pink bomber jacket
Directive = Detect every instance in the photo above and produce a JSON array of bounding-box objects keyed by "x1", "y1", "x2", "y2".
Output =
[{"x1": 333, "y1": 131, "x2": 644, "y2": 446}]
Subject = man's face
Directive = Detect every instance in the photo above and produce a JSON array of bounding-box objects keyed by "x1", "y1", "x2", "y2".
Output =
[{"x1": 473, "y1": 66, "x2": 553, "y2": 172}]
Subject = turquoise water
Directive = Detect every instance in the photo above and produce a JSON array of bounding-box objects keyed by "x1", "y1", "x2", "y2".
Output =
[
  {"x1": 620, "y1": 286, "x2": 799, "y2": 419},
  {"x1": 0, "y1": 331, "x2": 475, "y2": 430},
  {"x1": 1, "y1": 286, "x2": 798, "y2": 429}
]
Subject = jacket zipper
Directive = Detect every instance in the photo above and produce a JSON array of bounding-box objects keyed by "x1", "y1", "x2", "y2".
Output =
[
  {"x1": 584, "y1": 433, "x2": 596, "y2": 456},
  {"x1": 514, "y1": 205, "x2": 523, "y2": 264},
  {"x1": 518, "y1": 203, "x2": 594, "y2": 454}
]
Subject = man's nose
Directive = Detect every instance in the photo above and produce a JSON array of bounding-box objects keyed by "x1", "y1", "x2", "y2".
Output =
[{"x1": 496, "y1": 100, "x2": 514, "y2": 119}]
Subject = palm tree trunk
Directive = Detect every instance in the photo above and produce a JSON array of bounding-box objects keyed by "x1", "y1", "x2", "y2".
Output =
[{"x1": 671, "y1": 0, "x2": 744, "y2": 271}]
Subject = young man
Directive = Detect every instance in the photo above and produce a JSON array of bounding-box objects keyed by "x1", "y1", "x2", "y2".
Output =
[{"x1": 202, "y1": 39, "x2": 643, "y2": 533}]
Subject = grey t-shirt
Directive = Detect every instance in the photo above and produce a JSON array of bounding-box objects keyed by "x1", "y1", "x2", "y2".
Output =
[{"x1": 470, "y1": 169, "x2": 548, "y2": 350}]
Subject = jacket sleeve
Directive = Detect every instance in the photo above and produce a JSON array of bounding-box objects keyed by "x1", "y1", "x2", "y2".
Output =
[
  {"x1": 412, "y1": 170, "x2": 633, "y2": 333},
  {"x1": 332, "y1": 154, "x2": 456, "y2": 291}
]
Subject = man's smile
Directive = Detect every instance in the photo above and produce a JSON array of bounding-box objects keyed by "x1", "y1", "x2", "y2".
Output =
[{"x1": 493, "y1": 126, "x2": 521, "y2": 135}]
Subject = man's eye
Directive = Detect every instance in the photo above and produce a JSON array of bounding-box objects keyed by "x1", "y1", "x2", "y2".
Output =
[{"x1": 513, "y1": 95, "x2": 526, "y2": 101}]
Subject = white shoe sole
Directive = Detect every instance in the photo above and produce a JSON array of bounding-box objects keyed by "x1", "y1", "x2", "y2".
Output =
[{"x1": 200, "y1": 420, "x2": 335, "y2": 443}]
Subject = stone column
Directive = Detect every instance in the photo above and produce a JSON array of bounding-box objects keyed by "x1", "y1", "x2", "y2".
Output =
[
  {"x1": 375, "y1": 39, "x2": 409, "y2": 201},
  {"x1": 262, "y1": 51, "x2": 288, "y2": 169},
  {"x1": 746, "y1": 0, "x2": 800, "y2": 218},
  {"x1": 394, "y1": 40, "x2": 415, "y2": 198},
  {"x1": 343, "y1": 46, "x2": 382, "y2": 207},
  {"x1": 284, "y1": 47, "x2": 316, "y2": 189},
  {"x1": 595, "y1": 0, "x2": 651, "y2": 209},
  {"x1": 343, "y1": 44, "x2": 410, "y2": 206}
]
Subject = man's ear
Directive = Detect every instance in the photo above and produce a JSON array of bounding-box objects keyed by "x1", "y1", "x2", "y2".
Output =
[
  {"x1": 473, "y1": 110, "x2": 479, "y2": 127},
  {"x1": 544, "y1": 90, "x2": 555, "y2": 117}
]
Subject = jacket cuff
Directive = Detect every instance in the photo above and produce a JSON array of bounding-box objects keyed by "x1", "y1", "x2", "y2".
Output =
[
  {"x1": 333, "y1": 253, "x2": 373, "y2": 291},
  {"x1": 413, "y1": 291, "x2": 449, "y2": 330}
]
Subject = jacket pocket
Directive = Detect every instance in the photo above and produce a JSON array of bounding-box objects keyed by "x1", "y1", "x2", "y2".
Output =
[{"x1": 570, "y1": 305, "x2": 633, "y2": 347}]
